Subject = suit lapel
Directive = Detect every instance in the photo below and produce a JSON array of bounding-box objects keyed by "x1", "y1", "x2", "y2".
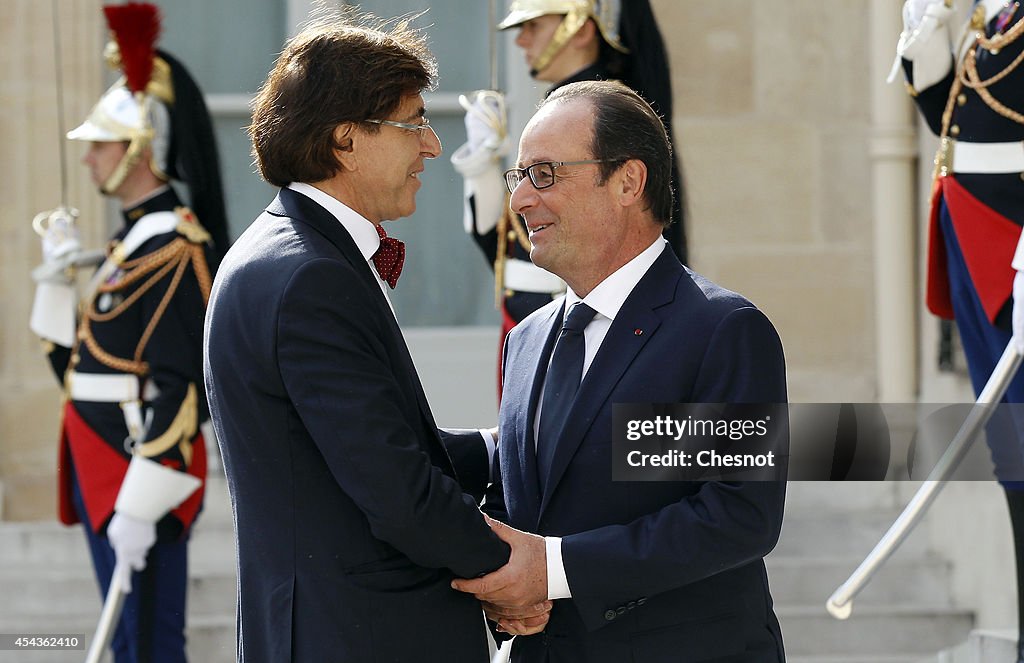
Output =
[
  {"x1": 269, "y1": 188, "x2": 382, "y2": 293},
  {"x1": 538, "y1": 248, "x2": 683, "y2": 516},
  {"x1": 269, "y1": 188, "x2": 452, "y2": 472},
  {"x1": 508, "y1": 303, "x2": 563, "y2": 524}
]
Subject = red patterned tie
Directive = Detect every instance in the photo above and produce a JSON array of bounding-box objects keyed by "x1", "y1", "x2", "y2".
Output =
[{"x1": 372, "y1": 224, "x2": 406, "y2": 289}]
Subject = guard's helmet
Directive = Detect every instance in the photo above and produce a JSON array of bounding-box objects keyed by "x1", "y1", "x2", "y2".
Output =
[
  {"x1": 498, "y1": 0, "x2": 628, "y2": 75},
  {"x1": 67, "y1": 3, "x2": 228, "y2": 254}
]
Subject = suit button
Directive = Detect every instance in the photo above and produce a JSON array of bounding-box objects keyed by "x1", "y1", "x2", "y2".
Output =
[
  {"x1": 637, "y1": 597, "x2": 647, "y2": 606},
  {"x1": 627, "y1": 601, "x2": 637, "y2": 610},
  {"x1": 603, "y1": 610, "x2": 617, "y2": 621},
  {"x1": 616, "y1": 606, "x2": 627, "y2": 615}
]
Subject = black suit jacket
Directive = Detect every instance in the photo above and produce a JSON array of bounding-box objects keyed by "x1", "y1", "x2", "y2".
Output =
[
  {"x1": 204, "y1": 187, "x2": 507, "y2": 662},
  {"x1": 486, "y1": 246, "x2": 788, "y2": 663}
]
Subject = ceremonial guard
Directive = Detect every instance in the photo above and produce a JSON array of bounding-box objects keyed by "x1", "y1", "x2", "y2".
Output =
[
  {"x1": 28, "y1": 4, "x2": 227, "y2": 661},
  {"x1": 452, "y1": 0, "x2": 685, "y2": 378},
  {"x1": 895, "y1": 0, "x2": 1024, "y2": 658}
]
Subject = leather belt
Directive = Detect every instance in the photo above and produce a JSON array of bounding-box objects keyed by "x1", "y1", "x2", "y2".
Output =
[
  {"x1": 503, "y1": 258, "x2": 565, "y2": 295},
  {"x1": 952, "y1": 140, "x2": 1024, "y2": 174}
]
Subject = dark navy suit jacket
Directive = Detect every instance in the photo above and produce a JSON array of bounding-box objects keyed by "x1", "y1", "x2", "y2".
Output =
[
  {"x1": 486, "y1": 246, "x2": 788, "y2": 663},
  {"x1": 204, "y1": 187, "x2": 508, "y2": 662}
]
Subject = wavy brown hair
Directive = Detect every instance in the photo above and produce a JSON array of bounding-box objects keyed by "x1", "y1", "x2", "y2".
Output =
[{"x1": 249, "y1": 11, "x2": 437, "y2": 187}]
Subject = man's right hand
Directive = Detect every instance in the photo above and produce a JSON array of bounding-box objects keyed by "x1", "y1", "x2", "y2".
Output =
[
  {"x1": 460, "y1": 90, "x2": 507, "y2": 154},
  {"x1": 904, "y1": 0, "x2": 954, "y2": 30},
  {"x1": 36, "y1": 207, "x2": 82, "y2": 263},
  {"x1": 106, "y1": 512, "x2": 156, "y2": 593}
]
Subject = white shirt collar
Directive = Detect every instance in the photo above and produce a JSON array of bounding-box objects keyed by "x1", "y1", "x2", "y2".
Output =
[
  {"x1": 287, "y1": 182, "x2": 381, "y2": 262},
  {"x1": 565, "y1": 237, "x2": 667, "y2": 322}
]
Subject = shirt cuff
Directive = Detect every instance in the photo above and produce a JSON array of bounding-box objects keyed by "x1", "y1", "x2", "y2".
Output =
[
  {"x1": 545, "y1": 536, "x2": 571, "y2": 599},
  {"x1": 476, "y1": 429, "x2": 496, "y2": 480}
]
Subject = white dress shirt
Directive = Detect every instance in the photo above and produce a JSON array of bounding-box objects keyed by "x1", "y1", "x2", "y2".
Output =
[{"x1": 541, "y1": 236, "x2": 668, "y2": 600}]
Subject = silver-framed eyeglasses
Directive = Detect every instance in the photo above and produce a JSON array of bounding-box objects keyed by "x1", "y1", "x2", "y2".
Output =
[
  {"x1": 365, "y1": 118, "x2": 435, "y2": 137},
  {"x1": 503, "y1": 159, "x2": 621, "y2": 194}
]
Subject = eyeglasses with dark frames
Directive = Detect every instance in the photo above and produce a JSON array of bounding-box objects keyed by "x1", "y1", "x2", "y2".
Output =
[
  {"x1": 503, "y1": 159, "x2": 622, "y2": 194},
  {"x1": 365, "y1": 118, "x2": 435, "y2": 137}
]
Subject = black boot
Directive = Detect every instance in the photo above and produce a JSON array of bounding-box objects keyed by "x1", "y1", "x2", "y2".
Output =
[{"x1": 1004, "y1": 488, "x2": 1024, "y2": 663}]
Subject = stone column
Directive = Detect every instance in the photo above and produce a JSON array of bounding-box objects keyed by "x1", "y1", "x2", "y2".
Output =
[
  {"x1": 869, "y1": 0, "x2": 918, "y2": 401},
  {"x1": 1, "y1": 0, "x2": 106, "y2": 520}
]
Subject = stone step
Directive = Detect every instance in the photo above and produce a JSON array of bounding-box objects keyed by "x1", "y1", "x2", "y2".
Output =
[
  {"x1": 765, "y1": 555, "x2": 952, "y2": 607},
  {"x1": 914, "y1": 629, "x2": 1018, "y2": 663},
  {"x1": 772, "y1": 508, "x2": 932, "y2": 558},
  {"x1": 0, "y1": 518, "x2": 235, "y2": 570},
  {"x1": 789, "y1": 657, "x2": 925, "y2": 663},
  {"x1": 0, "y1": 614, "x2": 235, "y2": 663},
  {"x1": 778, "y1": 605, "x2": 973, "y2": 657},
  {"x1": 783, "y1": 481, "x2": 909, "y2": 515},
  {"x1": 0, "y1": 566, "x2": 235, "y2": 618}
]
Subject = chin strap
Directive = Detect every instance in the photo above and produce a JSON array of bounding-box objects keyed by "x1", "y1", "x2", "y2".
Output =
[
  {"x1": 100, "y1": 94, "x2": 156, "y2": 194},
  {"x1": 531, "y1": 10, "x2": 589, "y2": 77}
]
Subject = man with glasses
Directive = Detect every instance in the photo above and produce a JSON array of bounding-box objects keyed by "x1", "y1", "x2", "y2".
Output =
[
  {"x1": 204, "y1": 14, "x2": 549, "y2": 661},
  {"x1": 451, "y1": 80, "x2": 788, "y2": 662},
  {"x1": 452, "y1": 0, "x2": 686, "y2": 375}
]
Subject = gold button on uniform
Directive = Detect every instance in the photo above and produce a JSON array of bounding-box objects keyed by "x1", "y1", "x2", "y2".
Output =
[
  {"x1": 957, "y1": 94, "x2": 967, "y2": 106},
  {"x1": 950, "y1": 125, "x2": 960, "y2": 136}
]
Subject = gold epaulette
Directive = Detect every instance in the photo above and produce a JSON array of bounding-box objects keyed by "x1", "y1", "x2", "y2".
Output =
[{"x1": 174, "y1": 206, "x2": 212, "y2": 245}]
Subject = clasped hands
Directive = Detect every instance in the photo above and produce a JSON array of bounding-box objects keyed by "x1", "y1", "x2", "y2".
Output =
[{"x1": 451, "y1": 514, "x2": 552, "y2": 636}]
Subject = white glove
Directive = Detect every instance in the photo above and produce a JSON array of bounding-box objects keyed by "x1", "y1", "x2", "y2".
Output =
[
  {"x1": 1013, "y1": 271, "x2": 1024, "y2": 353},
  {"x1": 889, "y1": 0, "x2": 956, "y2": 85},
  {"x1": 106, "y1": 512, "x2": 156, "y2": 593},
  {"x1": 463, "y1": 90, "x2": 507, "y2": 154},
  {"x1": 30, "y1": 208, "x2": 103, "y2": 285},
  {"x1": 904, "y1": 0, "x2": 950, "y2": 31},
  {"x1": 451, "y1": 90, "x2": 509, "y2": 177},
  {"x1": 36, "y1": 207, "x2": 81, "y2": 263}
]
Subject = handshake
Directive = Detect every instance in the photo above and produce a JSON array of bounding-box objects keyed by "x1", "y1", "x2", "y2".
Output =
[{"x1": 452, "y1": 514, "x2": 554, "y2": 637}]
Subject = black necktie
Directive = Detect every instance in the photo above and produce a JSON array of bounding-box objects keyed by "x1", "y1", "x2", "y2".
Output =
[{"x1": 537, "y1": 302, "x2": 598, "y2": 488}]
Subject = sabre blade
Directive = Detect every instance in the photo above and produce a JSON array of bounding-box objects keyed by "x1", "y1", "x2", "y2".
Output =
[
  {"x1": 84, "y1": 561, "x2": 130, "y2": 663},
  {"x1": 825, "y1": 343, "x2": 1024, "y2": 619},
  {"x1": 489, "y1": 0, "x2": 499, "y2": 91}
]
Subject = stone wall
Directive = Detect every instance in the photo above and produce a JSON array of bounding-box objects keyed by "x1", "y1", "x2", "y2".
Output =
[
  {"x1": 1, "y1": 0, "x2": 106, "y2": 520},
  {"x1": 653, "y1": 0, "x2": 884, "y2": 401}
]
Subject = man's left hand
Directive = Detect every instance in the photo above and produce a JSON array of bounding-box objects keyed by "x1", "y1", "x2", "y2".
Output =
[
  {"x1": 483, "y1": 600, "x2": 552, "y2": 636},
  {"x1": 451, "y1": 515, "x2": 547, "y2": 608}
]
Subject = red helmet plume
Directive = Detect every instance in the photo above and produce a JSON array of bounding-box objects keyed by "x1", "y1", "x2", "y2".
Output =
[{"x1": 103, "y1": 2, "x2": 161, "y2": 94}]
